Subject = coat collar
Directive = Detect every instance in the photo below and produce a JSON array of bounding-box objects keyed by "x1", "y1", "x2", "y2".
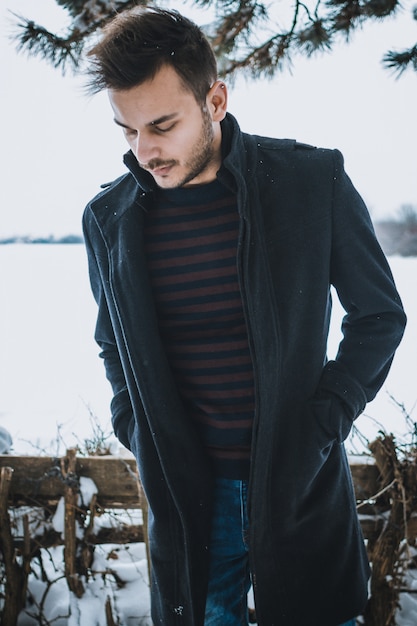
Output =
[
  {"x1": 121, "y1": 112, "x2": 252, "y2": 196},
  {"x1": 89, "y1": 112, "x2": 254, "y2": 234}
]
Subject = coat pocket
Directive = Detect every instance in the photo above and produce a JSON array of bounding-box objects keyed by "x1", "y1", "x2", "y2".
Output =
[{"x1": 310, "y1": 392, "x2": 354, "y2": 449}]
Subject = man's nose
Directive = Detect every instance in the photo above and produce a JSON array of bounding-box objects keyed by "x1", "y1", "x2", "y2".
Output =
[{"x1": 133, "y1": 132, "x2": 158, "y2": 165}]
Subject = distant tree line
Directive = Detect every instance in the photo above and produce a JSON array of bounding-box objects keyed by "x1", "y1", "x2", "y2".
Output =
[
  {"x1": 2, "y1": 206, "x2": 417, "y2": 255},
  {"x1": 0, "y1": 234, "x2": 83, "y2": 245},
  {"x1": 374, "y1": 204, "x2": 417, "y2": 256}
]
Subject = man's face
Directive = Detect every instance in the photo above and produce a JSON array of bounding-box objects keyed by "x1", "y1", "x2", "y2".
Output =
[{"x1": 109, "y1": 65, "x2": 226, "y2": 188}]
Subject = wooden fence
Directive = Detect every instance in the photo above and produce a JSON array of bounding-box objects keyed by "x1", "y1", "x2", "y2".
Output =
[{"x1": 1, "y1": 438, "x2": 416, "y2": 625}]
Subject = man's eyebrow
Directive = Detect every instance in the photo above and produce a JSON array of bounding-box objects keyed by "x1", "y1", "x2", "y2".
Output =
[
  {"x1": 113, "y1": 118, "x2": 132, "y2": 130},
  {"x1": 113, "y1": 113, "x2": 178, "y2": 129}
]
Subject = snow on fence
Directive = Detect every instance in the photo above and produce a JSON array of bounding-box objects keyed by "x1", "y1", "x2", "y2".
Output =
[
  {"x1": 0, "y1": 449, "x2": 150, "y2": 625},
  {"x1": 1, "y1": 437, "x2": 416, "y2": 625}
]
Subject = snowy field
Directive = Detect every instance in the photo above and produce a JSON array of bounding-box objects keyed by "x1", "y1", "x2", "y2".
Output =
[
  {"x1": 1, "y1": 244, "x2": 416, "y2": 625},
  {"x1": 1, "y1": 245, "x2": 415, "y2": 456}
]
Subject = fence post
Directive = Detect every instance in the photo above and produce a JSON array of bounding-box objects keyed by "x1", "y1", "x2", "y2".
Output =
[
  {"x1": 0, "y1": 466, "x2": 26, "y2": 625},
  {"x1": 62, "y1": 448, "x2": 85, "y2": 598},
  {"x1": 364, "y1": 435, "x2": 414, "y2": 626}
]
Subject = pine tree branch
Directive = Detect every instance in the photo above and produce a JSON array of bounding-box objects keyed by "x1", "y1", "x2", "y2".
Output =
[
  {"x1": 10, "y1": 1, "x2": 141, "y2": 73},
  {"x1": 383, "y1": 44, "x2": 417, "y2": 76},
  {"x1": 8, "y1": 0, "x2": 417, "y2": 78},
  {"x1": 12, "y1": 16, "x2": 85, "y2": 71}
]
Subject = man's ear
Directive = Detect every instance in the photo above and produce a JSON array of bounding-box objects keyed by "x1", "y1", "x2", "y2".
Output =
[{"x1": 206, "y1": 80, "x2": 228, "y2": 122}]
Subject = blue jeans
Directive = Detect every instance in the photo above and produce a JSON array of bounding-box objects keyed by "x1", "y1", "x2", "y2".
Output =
[
  {"x1": 205, "y1": 479, "x2": 251, "y2": 625},
  {"x1": 204, "y1": 478, "x2": 356, "y2": 626}
]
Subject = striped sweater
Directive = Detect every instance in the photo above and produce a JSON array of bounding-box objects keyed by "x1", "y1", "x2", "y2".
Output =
[{"x1": 144, "y1": 179, "x2": 255, "y2": 479}]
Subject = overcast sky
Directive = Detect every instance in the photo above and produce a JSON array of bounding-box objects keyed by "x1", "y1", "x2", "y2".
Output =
[{"x1": 1, "y1": 0, "x2": 416, "y2": 237}]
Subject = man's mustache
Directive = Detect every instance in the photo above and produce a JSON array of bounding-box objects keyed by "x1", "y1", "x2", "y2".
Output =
[{"x1": 140, "y1": 159, "x2": 177, "y2": 170}]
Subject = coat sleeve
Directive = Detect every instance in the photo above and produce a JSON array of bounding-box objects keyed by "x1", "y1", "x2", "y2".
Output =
[
  {"x1": 82, "y1": 208, "x2": 134, "y2": 450},
  {"x1": 316, "y1": 149, "x2": 406, "y2": 421}
]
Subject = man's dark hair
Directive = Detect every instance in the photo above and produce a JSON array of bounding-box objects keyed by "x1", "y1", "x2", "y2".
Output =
[{"x1": 86, "y1": 7, "x2": 218, "y2": 104}]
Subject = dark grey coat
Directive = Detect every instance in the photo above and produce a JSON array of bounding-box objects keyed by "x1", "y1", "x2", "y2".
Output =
[{"x1": 83, "y1": 114, "x2": 406, "y2": 626}]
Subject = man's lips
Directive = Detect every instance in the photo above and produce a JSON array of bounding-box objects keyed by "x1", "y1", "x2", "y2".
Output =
[{"x1": 151, "y1": 164, "x2": 173, "y2": 176}]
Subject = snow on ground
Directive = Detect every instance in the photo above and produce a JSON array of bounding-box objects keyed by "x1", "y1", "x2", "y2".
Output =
[
  {"x1": 1, "y1": 245, "x2": 416, "y2": 624},
  {"x1": 1, "y1": 246, "x2": 415, "y2": 455},
  {"x1": 16, "y1": 541, "x2": 151, "y2": 625}
]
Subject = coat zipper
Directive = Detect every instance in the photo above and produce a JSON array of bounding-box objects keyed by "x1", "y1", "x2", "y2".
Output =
[{"x1": 236, "y1": 202, "x2": 262, "y2": 614}]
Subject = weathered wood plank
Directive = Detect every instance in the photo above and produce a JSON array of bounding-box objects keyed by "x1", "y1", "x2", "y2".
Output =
[
  {"x1": 2, "y1": 454, "x2": 416, "y2": 545},
  {"x1": 0, "y1": 454, "x2": 384, "y2": 511},
  {"x1": 350, "y1": 462, "x2": 390, "y2": 514},
  {"x1": 0, "y1": 454, "x2": 142, "y2": 508},
  {"x1": 12, "y1": 524, "x2": 145, "y2": 551},
  {"x1": 350, "y1": 463, "x2": 381, "y2": 500}
]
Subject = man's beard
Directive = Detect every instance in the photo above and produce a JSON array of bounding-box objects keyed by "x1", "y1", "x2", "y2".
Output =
[{"x1": 144, "y1": 108, "x2": 216, "y2": 188}]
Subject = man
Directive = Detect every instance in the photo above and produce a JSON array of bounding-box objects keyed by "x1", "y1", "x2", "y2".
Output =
[{"x1": 82, "y1": 7, "x2": 406, "y2": 626}]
